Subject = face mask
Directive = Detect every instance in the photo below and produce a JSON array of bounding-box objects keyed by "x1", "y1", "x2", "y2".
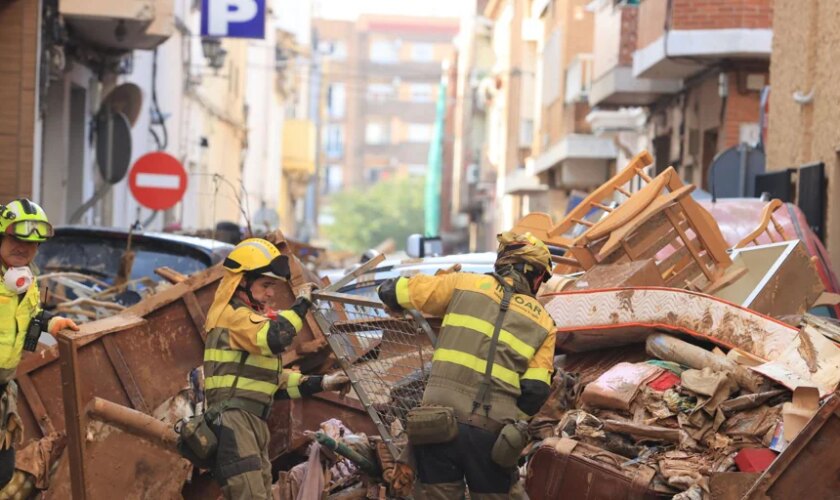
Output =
[{"x1": 3, "y1": 266, "x2": 34, "y2": 294}]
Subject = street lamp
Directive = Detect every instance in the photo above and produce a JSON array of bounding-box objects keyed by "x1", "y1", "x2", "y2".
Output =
[{"x1": 201, "y1": 37, "x2": 227, "y2": 71}]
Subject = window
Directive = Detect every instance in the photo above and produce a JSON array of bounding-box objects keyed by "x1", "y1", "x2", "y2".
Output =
[
  {"x1": 407, "y1": 164, "x2": 427, "y2": 177},
  {"x1": 324, "y1": 125, "x2": 344, "y2": 158},
  {"x1": 365, "y1": 122, "x2": 390, "y2": 144},
  {"x1": 323, "y1": 165, "x2": 344, "y2": 194},
  {"x1": 366, "y1": 168, "x2": 383, "y2": 184},
  {"x1": 369, "y1": 40, "x2": 399, "y2": 64},
  {"x1": 410, "y1": 43, "x2": 434, "y2": 62},
  {"x1": 367, "y1": 83, "x2": 396, "y2": 101},
  {"x1": 406, "y1": 123, "x2": 433, "y2": 143},
  {"x1": 318, "y1": 40, "x2": 347, "y2": 60},
  {"x1": 327, "y1": 83, "x2": 346, "y2": 118},
  {"x1": 408, "y1": 83, "x2": 434, "y2": 102}
]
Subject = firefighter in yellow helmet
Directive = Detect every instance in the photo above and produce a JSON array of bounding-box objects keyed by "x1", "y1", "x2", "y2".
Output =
[
  {"x1": 377, "y1": 232, "x2": 556, "y2": 499},
  {"x1": 203, "y1": 238, "x2": 348, "y2": 499},
  {"x1": 0, "y1": 199, "x2": 78, "y2": 489}
]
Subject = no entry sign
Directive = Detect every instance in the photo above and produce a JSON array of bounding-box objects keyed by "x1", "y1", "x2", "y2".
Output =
[{"x1": 128, "y1": 152, "x2": 188, "y2": 211}]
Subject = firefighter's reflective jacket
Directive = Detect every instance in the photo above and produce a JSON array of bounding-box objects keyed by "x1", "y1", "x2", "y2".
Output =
[
  {"x1": 379, "y1": 271, "x2": 555, "y2": 424},
  {"x1": 203, "y1": 298, "x2": 307, "y2": 408}
]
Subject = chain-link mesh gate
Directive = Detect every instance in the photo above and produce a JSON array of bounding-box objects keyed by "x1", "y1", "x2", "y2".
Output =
[{"x1": 312, "y1": 292, "x2": 436, "y2": 459}]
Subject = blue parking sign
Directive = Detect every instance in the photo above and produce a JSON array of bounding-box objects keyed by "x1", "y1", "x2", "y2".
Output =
[{"x1": 201, "y1": 0, "x2": 265, "y2": 39}]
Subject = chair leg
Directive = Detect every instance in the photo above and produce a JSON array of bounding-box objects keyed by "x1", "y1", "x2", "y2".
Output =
[{"x1": 665, "y1": 207, "x2": 714, "y2": 281}]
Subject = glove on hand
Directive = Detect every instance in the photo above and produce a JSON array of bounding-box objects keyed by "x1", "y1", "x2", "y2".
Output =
[
  {"x1": 48, "y1": 317, "x2": 79, "y2": 335},
  {"x1": 322, "y1": 372, "x2": 351, "y2": 394}
]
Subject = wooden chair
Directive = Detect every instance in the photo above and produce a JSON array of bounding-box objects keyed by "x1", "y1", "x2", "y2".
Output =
[
  {"x1": 568, "y1": 167, "x2": 737, "y2": 291},
  {"x1": 734, "y1": 199, "x2": 789, "y2": 249},
  {"x1": 511, "y1": 150, "x2": 655, "y2": 272}
]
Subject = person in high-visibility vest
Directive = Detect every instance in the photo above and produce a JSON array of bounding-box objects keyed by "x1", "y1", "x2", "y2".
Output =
[
  {"x1": 0, "y1": 199, "x2": 79, "y2": 489},
  {"x1": 378, "y1": 231, "x2": 556, "y2": 499},
  {"x1": 203, "y1": 238, "x2": 348, "y2": 499}
]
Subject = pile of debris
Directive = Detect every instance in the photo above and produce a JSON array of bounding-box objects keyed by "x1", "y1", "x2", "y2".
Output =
[{"x1": 515, "y1": 151, "x2": 840, "y2": 499}]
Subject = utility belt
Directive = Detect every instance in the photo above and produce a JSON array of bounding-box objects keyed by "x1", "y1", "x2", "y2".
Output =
[
  {"x1": 219, "y1": 397, "x2": 272, "y2": 421},
  {"x1": 453, "y1": 408, "x2": 504, "y2": 434}
]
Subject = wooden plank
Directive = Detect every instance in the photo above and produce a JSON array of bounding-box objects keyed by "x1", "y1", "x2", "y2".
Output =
[
  {"x1": 57, "y1": 333, "x2": 88, "y2": 500},
  {"x1": 101, "y1": 336, "x2": 150, "y2": 414},
  {"x1": 182, "y1": 291, "x2": 208, "y2": 342},
  {"x1": 16, "y1": 374, "x2": 55, "y2": 437}
]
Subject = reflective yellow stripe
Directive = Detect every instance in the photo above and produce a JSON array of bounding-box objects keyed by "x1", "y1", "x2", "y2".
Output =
[
  {"x1": 205, "y1": 375, "x2": 278, "y2": 396},
  {"x1": 396, "y1": 277, "x2": 412, "y2": 309},
  {"x1": 255, "y1": 322, "x2": 273, "y2": 356},
  {"x1": 204, "y1": 349, "x2": 280, "y2": 371},
  {"x1": 287, "y1": 372, "x2": 303, "y2": 399},
  {"x1": 432, "y1": 348, "x2": 520, "y2": 388},
  {"x1": 521, "y1": 367, "x2": 551, "y2": 385},
  {"x1": 278, "y1": 310, "x2": 303, "y2": 333},
  {"x1": 442, "y1": 313, "x2": 536, "y2": 360}
]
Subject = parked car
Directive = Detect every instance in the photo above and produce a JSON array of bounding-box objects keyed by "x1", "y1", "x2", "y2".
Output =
[{"x1": 35, "y1": 226, "x2": 233, "y2": 284}]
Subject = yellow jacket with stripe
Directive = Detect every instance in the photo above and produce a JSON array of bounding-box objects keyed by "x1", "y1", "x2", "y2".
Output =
[
  {"x1": 203, "y1": 297, "x2": 318, "y2": 409},
  {"x1": 0, "y1": 274, "x2": 41, "y2": 384},
  {"x1": 378, "y1": 271, "x2": 555, "y2": 424}
]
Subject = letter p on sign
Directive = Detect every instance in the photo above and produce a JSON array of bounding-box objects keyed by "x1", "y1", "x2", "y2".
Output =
[{"x1": 201, "y1": 0, "x2": 265, "y2": 39}]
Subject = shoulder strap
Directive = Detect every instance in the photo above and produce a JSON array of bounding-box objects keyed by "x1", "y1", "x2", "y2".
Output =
[{"x1": 472, "y1": 273, "x2": 513, "y2": 416}]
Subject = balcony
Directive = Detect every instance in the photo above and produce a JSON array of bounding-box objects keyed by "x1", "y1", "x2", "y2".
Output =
[
  {"x1": 365, "y1": 99, "x2": 436, "y2": 122},
  {"x1": 504, "y1": 165, "x2": 547, "y2": 196},
  {"x1": 589, "y1": 2, "x2": 680, "y2": 106},
  {"x1": 533, "y1": 134, "x2": 617, "y2": 190},
  {"x1": 633, "y1": 0, "x2": 772, "y2": 80},
  {"x1": 59, "y1": 0, "x2": 174, "y2": 51}
]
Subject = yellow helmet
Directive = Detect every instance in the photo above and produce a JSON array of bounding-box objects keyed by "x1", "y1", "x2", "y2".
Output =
[
  {"x1": 223, "y1": 238, "x2": 290, "y2": 279},
  {"x1": 496, "y1": 231, "x2": 553, "y2": 276},
  {"x1": 0, "y1": 199, "x2": 54, "y2": 243}
]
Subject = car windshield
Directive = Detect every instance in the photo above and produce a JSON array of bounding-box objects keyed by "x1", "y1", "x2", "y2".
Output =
[{"x1": 35, "y1": 235, "x2": 209, "y2": 282}]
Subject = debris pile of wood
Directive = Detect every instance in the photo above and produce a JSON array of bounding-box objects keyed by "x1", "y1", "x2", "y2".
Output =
[{"x1": 518, "y1": 150, "x2": 840, "y2": 499}]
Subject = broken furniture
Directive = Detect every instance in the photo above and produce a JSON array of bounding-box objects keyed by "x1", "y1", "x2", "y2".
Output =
[
  {"x1": 513, "y1": 150, "x2": 737, "y2": 292},
  {"x1": 512, "y1": 150, "x2": 655, "y2": 272},
  {"x1": 733, "y1": 199, "x2": 789, "y2": 249},
  {"x1": 15, "y1": 230, "x2": 380, "y2": 499},
  {"x1": 714, "y1": 240, "x2": 824, "y2": 320}
]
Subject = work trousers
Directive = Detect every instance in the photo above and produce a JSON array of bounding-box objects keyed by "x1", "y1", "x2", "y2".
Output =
[
  {"x1": 412, "y1": 423, "x2": 527, "y2": 500},
  {"x1": 214, "y1": 409, "x2": 273, "y2": 500}
]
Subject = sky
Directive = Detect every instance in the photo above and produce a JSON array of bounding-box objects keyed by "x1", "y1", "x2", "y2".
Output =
[{"x1": 313, "y1": 0, "x2": 476, "y2": 20}]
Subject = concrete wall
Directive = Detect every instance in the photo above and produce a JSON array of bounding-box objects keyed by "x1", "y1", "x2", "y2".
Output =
[
  {"x1": 767, "y1": 0, "x2": 840, "y2": 265},
  {"x1": 0, "y1": 0, "x2": 39, "y2": 202}
]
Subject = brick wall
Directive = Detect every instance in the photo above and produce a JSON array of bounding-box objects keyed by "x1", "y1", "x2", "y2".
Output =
[
  {"x1": 722, "y1": 71, "x2": 763, "y2": 149},
  {"x1": 618, "y1": 7, "x2": 638, "y2": 66},
  {"x1": 0, "y1": 0, "x2": 39, "y2": 201},
  {"x1": 671, "y1": 0, "x2": 773, "y2": 30}
]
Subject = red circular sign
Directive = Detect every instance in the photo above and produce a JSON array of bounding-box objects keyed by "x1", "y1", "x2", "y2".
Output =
[{"x1": 128, "y1": 152, "x2": 188, "y2": 211}]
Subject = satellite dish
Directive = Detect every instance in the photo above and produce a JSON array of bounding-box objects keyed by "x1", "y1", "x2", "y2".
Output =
[
  {"x1": 708, "y1": 144, "x2": 766, "y2": 200},
  {"x1": 95, "y1": 110, "x2": 132, "y2": 185},
  {"x1": 100, "y1": 83, "x2": 143, "y2": 126}
]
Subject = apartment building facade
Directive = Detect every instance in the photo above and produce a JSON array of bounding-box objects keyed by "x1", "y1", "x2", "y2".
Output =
[{"x1": 313, "y1": 15, "x2": 458, "y2": 196}]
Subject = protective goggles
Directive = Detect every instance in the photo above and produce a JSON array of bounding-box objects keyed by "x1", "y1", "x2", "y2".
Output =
[{"x1": 5, "y1": 220, "x2": 54, "y2": 239}]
